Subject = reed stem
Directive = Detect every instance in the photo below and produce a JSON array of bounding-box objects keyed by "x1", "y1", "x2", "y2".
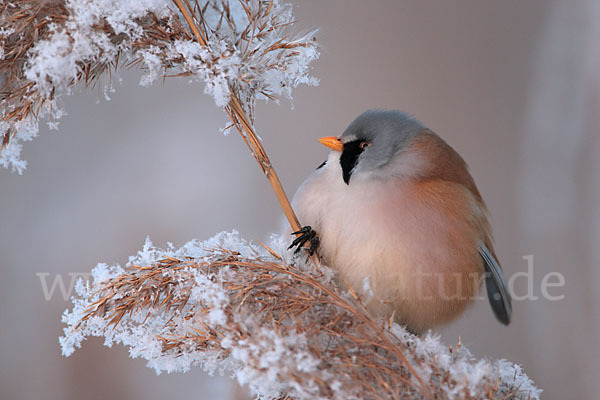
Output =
[{"x1": 172, "y1": 0, "x2": 302, "y2": 233}]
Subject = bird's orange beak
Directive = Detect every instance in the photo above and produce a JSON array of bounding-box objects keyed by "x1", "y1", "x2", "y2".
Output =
[{"x1": 318, "y1": 136, "x2": 344, "y2": 152}]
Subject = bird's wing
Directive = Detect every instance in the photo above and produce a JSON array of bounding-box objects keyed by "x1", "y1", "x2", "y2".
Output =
[{"x1": 479, "y1": 244, "x2": 512, "y2": 325}]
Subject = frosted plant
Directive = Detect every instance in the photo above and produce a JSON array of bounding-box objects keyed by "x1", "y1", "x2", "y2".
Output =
[
  {"x1": 0, "y1": 0, "x2": 318, "y2": 173},
  {"x1": 61, "y1": 231, "x2": 542, "y2": 400}
]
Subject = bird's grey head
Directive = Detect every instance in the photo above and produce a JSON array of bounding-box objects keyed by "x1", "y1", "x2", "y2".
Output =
[{"x1": 338, "y1": 109, "x2": 425, "y2": 184}]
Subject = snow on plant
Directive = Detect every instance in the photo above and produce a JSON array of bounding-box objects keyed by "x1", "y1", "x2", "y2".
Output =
[
  {"x1": 61, "y1": 231, "x2": 541, "y2": 400},
  {"x1": 0, "y1": 0, "x2": 318, "y2": 173}
]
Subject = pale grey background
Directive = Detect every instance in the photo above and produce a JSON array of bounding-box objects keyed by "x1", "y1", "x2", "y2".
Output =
[{"x1": 1, "y1": 1, "x2": 598, "y2": 399}]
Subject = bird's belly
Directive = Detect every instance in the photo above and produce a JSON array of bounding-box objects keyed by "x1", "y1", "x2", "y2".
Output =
[{"x1": 314, "y1": 180, "x2": 484, "y2": 333}]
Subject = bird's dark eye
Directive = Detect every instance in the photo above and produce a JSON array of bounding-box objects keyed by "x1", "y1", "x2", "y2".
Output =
[{"x1": 360, "y1": 141, "x2": 370, "y2": 149}]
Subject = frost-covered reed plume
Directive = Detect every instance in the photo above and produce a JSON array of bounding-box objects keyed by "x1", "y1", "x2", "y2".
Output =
[
  {"x1": 2, "y1": 1, "x2": 541, "y2": 399},
  {"x1": 0, "y1": 1, "x2": 316, "y2": 224},
  {"x1": 60, "y1": 232, "x2": 541, "y2": 400}
]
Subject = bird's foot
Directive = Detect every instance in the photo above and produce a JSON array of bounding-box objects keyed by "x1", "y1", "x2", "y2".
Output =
[{"x1": 288, "y1": 226, "x2": 320, "y2": 256}]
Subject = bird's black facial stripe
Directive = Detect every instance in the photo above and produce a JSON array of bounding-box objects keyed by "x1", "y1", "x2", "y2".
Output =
[
  {"x1": 339, "y1": 140, "x2": 365, "y2": 184},
  {"x1": 316, "y1": 160, "x2": 327, "y2": 170}
]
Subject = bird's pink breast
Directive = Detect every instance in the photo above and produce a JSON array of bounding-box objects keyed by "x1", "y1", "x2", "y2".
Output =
[{"x1": 317, "y1": 178, "x2": 486, "y2": 332}]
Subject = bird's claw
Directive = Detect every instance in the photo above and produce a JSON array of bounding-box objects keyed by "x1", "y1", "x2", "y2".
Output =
[{"x1": 289, "y1": 225, "x2": 320, "y2": 256}]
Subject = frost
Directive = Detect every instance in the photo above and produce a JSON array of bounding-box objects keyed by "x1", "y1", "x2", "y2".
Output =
[
  {"x1": 0, "y1": 117, "x2": 39, "y2": 174},
  {"x1": 1, "y1": 0, "x2": 319, "y2": 172},
  {"x1": 60, "y1": 231, "x2": 541, "y2": 399},
  {"x1": 91, "y1": 262, "x2": 125, "y2": 284},
  {"x1": 138, "y1": 46, "x2": 163, "y2": 87},
  {"x1": 361, "y1": 275, "x2": 374, "y2": 300}
]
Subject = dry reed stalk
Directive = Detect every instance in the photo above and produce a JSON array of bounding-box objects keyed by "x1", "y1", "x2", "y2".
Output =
[
  {"x1": 60, "y1": 232, "x2": 540, "y2": 400},
  {"x1": 226, "y1": 91, "x2": 302, "y2": 232},
  {"x1": 170, "y1": 0, "x2": 301, "y2": 232}
]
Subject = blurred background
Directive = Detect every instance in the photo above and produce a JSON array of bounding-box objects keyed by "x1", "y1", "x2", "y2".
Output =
[{"x1": 1, "y1": 0, "x2": 599, "y2": 399}]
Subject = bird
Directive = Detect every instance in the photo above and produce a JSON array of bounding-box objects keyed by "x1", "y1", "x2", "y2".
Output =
[{"x1": 289, "y1": 109, "x2": 511, "y2": 334}]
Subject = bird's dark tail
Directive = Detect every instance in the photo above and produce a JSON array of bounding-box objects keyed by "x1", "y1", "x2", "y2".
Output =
[{"x1": 479, "y1": 244, "x2": 512, "y2": 325}]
